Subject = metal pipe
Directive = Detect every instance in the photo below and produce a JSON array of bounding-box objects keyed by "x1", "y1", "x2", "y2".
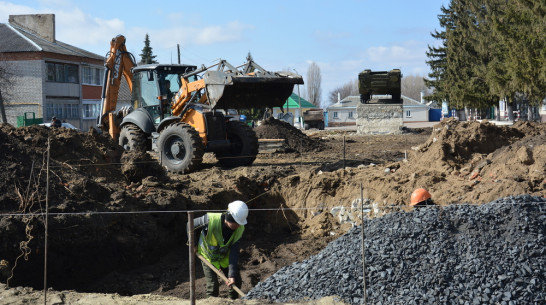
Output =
[{"x1": 188, "y1": 211, "x2": 196, "y2": 305}]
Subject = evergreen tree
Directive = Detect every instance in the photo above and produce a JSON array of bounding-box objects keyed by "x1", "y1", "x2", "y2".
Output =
[
  {"x1": 139, "y1": 34, "x2": 158, "y2": 65},
  {"x1": 424, "y1": 22, "x2": 448, "y2": 103},
  {"x1": 491, "y1": 0, "x2": 545, "y2": 107}
]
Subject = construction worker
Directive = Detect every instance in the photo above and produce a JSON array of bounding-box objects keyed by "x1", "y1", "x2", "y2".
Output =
[
  {"x1": 410, "y1": 188, "x2": 436, "y2": 207},
  {"x1": 189, "y1": 200, "x2": 248, "y2": 299},
  {"x1": 51, "y1": 116, "x2": 62, "y2": 128}
]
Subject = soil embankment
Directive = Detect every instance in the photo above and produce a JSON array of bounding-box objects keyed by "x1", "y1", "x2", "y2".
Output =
[{"x1": 0, "y1": 119, "x2": 544, "y2": 304}]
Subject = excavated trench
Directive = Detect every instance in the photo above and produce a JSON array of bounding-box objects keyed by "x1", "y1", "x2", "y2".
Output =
[{"x1": 1, "y1": 119, "x2": 545, "y2": 302}]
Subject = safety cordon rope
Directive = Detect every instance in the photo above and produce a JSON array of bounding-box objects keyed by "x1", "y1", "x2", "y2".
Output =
[{"x1": 0, "y1": 201, "x2": 543, "y2": 218}]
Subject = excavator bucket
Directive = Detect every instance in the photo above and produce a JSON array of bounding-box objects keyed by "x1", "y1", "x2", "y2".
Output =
[{"x1": 201, "y1": 57, "x2": 304, "y2": 110}]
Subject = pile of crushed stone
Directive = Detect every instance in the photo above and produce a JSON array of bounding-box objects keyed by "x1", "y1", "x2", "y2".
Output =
[
  {"x1": 254, "y1": 118, "x2": 324, "y2": 152},
  {"x1": 245, "y1": 195, "x2": 546, "y2": 304}
]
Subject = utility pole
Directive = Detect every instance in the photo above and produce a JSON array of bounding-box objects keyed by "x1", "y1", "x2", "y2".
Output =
[
  {"x1": 177, "y1": 44, "x2": 181, "y2": 64},
  {"x1": 294, "y1": 69, "x2": 302, "y2": 128}
]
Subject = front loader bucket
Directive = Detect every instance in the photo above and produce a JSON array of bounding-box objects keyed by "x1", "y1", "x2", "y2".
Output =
[{"x1": 203, "y1": 70, "x2": 303, "y2": 110}]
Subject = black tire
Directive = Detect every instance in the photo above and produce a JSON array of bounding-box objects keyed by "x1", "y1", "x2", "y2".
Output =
[
  {"x1": 319, "y1": 122, "x2": 325, "y2": 130},
  {"x1": 119, "y1": 123, "x2": 148, "y2": 152},
  {"x1": 216, "y1": 121, "x2": 258, "y2": 168},
  {"x1": 157, "y1": 122, "x2": 204, "y2": 173}
]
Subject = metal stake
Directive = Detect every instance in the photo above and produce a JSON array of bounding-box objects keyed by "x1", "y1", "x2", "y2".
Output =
[
  {"x1": 44, "y1": 138, "x2": 50, "y2": 305},
  {"x1": 188, "y1": 211, "x2": 196, "y2": 305},
  {"x1": 360, "y1": 183, "x2": 367, "y2": 304},
  {"x1": 343, "y1": 136, "x2": 346, "y2": 170}
]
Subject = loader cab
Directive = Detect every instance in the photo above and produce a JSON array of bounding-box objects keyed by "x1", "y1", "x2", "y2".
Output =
[{"x1": 131, "y1": 64, "x2": 198, "y2": 124}]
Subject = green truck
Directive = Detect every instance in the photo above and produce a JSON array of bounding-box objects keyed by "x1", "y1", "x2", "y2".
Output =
[{"x1": 358, "y1": 69, "x2": 402, "y2": 103}]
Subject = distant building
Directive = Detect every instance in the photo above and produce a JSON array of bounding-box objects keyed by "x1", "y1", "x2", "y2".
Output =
[
  {"x1": 327, "y1": 96, "x2": 359, "y2": 127},
  {"x1": 0, "y1": 14, "x2": 105, "y2": 130},
  {"x1": 327, "y1": 94, "x2": 430, "y2": 126},
  {"x1": 272, "y1": 93, "x2": 316, "y2": 126},
  {"x1": 402, "y1": 95, "x2": 430, "y2": 122}
]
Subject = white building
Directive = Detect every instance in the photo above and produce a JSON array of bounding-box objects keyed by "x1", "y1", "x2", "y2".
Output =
[
  {"x1": 402, "y1": 95, "x2": 430, "y2": 122},
  {"x1": 327, "y1": 95, "x2": 430, "y2": 126},
  {"x1": 327, "y1": 96, "x2": 359, "y2": 127}
]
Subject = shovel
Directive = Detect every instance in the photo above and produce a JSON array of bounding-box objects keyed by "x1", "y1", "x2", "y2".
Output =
[{"x1": 196, "y1": 253, "x2": 245, "y2": 297}]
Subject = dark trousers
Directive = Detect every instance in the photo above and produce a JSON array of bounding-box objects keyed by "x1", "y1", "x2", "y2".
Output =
[{"x1": 201, "y1": 261, "x2": 242, "y2": 299}]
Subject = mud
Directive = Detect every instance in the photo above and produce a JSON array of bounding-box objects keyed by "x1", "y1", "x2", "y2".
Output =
[{"x1": 0, "y1": 119, "x2": 544, "y2": 304}]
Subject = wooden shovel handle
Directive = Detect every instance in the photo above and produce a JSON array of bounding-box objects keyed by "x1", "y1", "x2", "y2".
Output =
[{"x1": 196, "y1": 253, "x2": 246, "y2": 297}]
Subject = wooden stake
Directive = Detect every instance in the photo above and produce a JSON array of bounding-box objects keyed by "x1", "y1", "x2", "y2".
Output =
[{"x1": 188, "y1": 212, "x2": 196, "y2": 305}]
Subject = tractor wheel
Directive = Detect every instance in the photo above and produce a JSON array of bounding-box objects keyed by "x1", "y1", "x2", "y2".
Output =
[
  {"x1": 119, "y1": 123, "x2": 148, "y2": 152},
  {"x1": 157, "y1": 122, "x2": 204, "y2": 173},
  {"x1": 216, "y1": 121, "x2": 258, "y2": 168},
  {"x1": 319, "y1": 122, "x2": 325, "y2": 130}
]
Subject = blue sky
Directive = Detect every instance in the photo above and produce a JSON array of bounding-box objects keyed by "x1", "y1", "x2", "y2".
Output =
[{"x1": 1, "y1": 0, "x2": 449, "y2": 106}]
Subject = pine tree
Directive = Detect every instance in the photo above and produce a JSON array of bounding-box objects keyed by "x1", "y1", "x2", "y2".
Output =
[
  {"x1": 139, "y1": 34, "x2": 158, "y2": 65},
  {"x1": 492, "y1": 0, "x2": 545, "y2": 107},
  {"x1": 424, "y1": 24, "x2": 448, "y2": 103}
]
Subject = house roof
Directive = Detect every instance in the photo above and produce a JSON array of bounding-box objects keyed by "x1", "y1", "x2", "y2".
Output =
[
  {"x1": 328, "y1": 96, "x2": 360, "y2": 109},
  {"x1": 0, "y1": 23, "x2": 103, "y2": 60},
  {"x1": 277, "y1": 93, "x2": 316, "y2": 109},
  {"x1": 402, "y1": 95, "x2": 428, "y2": 108}
]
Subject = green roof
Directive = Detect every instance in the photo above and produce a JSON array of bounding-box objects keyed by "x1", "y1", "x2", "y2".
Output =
[{"x1": 277, "y1": 93, "x2": 316, "y2": 109}]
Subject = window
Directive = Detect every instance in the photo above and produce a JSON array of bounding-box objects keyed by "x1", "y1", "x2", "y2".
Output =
[
  {"x1": 82, "y1": 66, "x2": 104, "y2": 85},
  {"x1": 406, "y1": 110, "x2": 412, "y2": 117},
  {"x1": 46, "y1": 62, "x2": 79, "y2": 83},
  {"x1": 348, "y1": 111, "x2": 353, "y2": 118},
  {"x1": 82, "y1": 101, "x2": 101, "y2": 119},
  {"x1": 46, "y1": 103, "x2": 80, "y2": 119},
  {"x1": 333, "y1": 112, "x2": 338, "y2": 118}
]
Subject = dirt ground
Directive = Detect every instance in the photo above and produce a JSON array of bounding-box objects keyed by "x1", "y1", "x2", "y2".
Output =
[{"x1": 0, "y1": 119, "x2": 544, "y2": 304}]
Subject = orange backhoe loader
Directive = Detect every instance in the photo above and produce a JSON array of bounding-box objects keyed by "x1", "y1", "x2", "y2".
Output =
[{"x1": 99, "y1": 35, "x2": 303, "y2": 173}]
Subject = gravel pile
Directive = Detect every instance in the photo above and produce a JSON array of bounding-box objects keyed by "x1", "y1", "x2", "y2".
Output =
[{"x1": 245, "y1": 195, "x2": 546, "y2": 304}]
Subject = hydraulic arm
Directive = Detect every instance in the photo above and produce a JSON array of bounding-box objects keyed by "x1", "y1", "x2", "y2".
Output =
[{"x1": 99, "y1": 35, "x2": 136, "y2": 137}]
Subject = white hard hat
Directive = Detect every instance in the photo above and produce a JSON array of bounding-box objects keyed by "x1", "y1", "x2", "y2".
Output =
[{"x1": 228, "y1": 200, "x2": 248, "y2": 225}]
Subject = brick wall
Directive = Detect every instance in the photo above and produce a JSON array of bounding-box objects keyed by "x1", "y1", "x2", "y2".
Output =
[{"x1": 3, "y1": 60, "x2": 44, "y2": 125}]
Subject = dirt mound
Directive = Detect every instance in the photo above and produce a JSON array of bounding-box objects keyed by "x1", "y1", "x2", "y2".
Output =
[
  {"x1": 272, "y1": 120, "x2": 545, "y2": 230},
  {"x1": 0, "y1": 124, "x2": 190, "y2": 291},
  {"x1": 411, "y1": 118, "x2": 526, "y2": 170},
  {"x1": 121, "y1": 150, "x2": 166, "y2": 183},
  {"x1": 254, "y1": 118, "x2": 324, "y2": 152},
  {"x1": 0, "y1": 124, "x2": 124, "y2": 210}
]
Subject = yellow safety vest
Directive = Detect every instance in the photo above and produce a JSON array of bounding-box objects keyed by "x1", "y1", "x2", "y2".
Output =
[{"x1": 197, "y1": 213, "x2": 244, "y2": 269}]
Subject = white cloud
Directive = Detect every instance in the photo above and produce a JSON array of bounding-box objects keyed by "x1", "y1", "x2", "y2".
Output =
[
  {"x1": 0, "y1": 2, "x2": 40, "y2": 21},
  {"x1": 55, "y1": 8, "x2": 125, "y2": 46}
]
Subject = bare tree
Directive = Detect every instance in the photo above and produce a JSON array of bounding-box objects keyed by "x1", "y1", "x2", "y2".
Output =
[
  {"x1": 401, "y1": 74, "x2": 432, "y2": 102},
  {"x1": 327, "y1": 80, "x2": 358, "y2": 105},
  {"x1": 0, "y1": 57, "x2": 13, "y2": 123},
  {"x1": 306, "y1": 62, "x2": 322, "y2": 107}
]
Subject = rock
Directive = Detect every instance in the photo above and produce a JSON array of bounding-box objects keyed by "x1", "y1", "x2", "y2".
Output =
[{"x1": 516, "y1": 146, "x2": 534, "y2": 165}]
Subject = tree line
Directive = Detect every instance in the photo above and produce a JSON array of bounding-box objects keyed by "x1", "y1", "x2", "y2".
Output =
[{"x1": 425, "y1": 0, "x2": 545, "y2": 119}]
